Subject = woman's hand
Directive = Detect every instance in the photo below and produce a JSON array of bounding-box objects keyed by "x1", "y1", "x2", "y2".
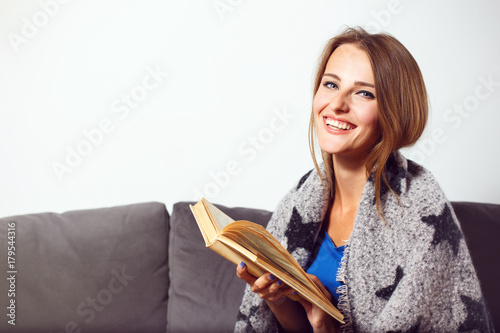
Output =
[
  {"x1": 236, "y1": 263, "x2": 339, "y2": 333},
  {"x1": 236, "y1": 261, "x2": 312, "y2": 333},
  {"x1": 297, "y1": 274, "x2": 340, "y2": 333},
  {"x1": 236, "y1": 262, "x2": 295, "y2": 305}
]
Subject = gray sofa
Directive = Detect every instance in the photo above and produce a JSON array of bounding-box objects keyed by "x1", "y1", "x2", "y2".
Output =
[{"x1": 0, "y1": 201, "x2": 498, "y2": 332}]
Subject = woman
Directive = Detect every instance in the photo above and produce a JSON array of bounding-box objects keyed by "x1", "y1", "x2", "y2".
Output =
[{"x1": 234, "y1": 27, "x2": 493, "y2": 332}]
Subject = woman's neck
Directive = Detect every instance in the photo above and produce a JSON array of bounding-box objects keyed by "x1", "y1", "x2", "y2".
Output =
[{"x1": 331, "y1": 154, "x2": 370, "y2": 212}]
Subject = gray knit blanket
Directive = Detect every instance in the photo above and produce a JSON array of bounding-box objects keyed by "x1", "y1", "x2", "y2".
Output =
[{"x1": 235, "y1": 151, "x2": 493, "y2": 333}]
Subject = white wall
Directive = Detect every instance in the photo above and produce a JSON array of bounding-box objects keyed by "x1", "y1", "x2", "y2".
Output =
[{"x1": 1, "y1": 0, "x2": 499, "y2": 217}]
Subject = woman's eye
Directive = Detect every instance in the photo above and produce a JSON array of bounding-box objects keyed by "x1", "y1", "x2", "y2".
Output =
[
  {"x1": 323, "y1": 81, "x2": 338, "y2": 89},
  {"x1": 358, "y1": 90, "x2": 375, "y2": 99}
]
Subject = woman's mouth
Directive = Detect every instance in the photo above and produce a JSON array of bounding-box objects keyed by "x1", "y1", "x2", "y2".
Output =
[{"x1": 325, "y1": 117, "x2": 355, "y2": 131}]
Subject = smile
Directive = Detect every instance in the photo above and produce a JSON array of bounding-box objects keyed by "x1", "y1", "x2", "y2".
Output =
[{"x1": 324, "y1": 117, "x2": 355, "y2": 131}]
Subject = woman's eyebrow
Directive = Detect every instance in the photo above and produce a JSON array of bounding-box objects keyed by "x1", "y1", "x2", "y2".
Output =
[
  {"x1": 354, "y1": 80, "x2": 375, "y2": 88},
  {"x1": 323, "y1": 73, "x2": 340, "y2": 80},
  {"x1": 323, "y1": 73, "x2": 375, "y2": 88}
]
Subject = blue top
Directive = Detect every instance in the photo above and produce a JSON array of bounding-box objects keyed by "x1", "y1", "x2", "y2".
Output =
[{"x1": 306, "y1": 228, "x2": 345, "y2": 304}]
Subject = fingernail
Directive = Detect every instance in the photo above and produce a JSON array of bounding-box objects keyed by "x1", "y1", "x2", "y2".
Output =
[
  {"x1": 269, "y1": 274, "x2": 275, "y2": 280},
  {"x1": 239, "y1": 262, "x2": 246, "y2": 269},
  {"x1": 277, "y1": 280, "x2": 283, "y2": 286},
  {"x1": 292, "y1": 291, "x2": 297, "y2": 295}
]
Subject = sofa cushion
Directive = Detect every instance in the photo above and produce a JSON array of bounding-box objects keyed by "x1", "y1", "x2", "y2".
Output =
[
  {"x1": 167, "y1": 201, "x2": 272, "y2": 333},
  {"x1": 451, "y1": 201, "x2": 500, "y2": 330},
  {"x1": 0, "y1": 202, "x2": 169, "y2": 333}
]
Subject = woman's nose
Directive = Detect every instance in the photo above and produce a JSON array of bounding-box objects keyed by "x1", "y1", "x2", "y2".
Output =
[{"x1": 328, "y1": 91, "x2": 349, "y2": 113}]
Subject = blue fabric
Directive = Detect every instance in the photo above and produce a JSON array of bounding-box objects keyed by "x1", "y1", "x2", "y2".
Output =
[{"x1": 306, "y1": 228, "x2": 345, "y2": 304}]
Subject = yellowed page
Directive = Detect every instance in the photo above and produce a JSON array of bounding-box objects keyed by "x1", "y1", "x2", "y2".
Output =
[
  {"x1": 223, "y1": 222, "x2": 320, "y2": 292},
  {"x1": 222, "y1": 228, "x2": 306, "y2": 287},
  {"x1": 190, "y1": 202, "x2": 217, "y2": 245},
  {"x1": 202, "y1": 198, "x2": 234, "y2": 231}
]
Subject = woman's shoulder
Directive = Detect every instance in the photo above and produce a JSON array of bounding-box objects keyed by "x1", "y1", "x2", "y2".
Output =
[
  {"x1": 268, "y1": 165, "x2": 327, "y2": 225},
  {"x1": 403, "y1": 156, "x2": 448, "y2": 204},
  {"x1": 388, "y1": 151, "x2": 447, "y2": 202},
  {"x1": 294, "y1": 164, "x2": 325, "y2": 190},
  {"x1": 382, "y1": 152, "x2": 455, "y2": 229},
  {"x1": 275, "y1": 164, "x2": 326, "y2": 207}
]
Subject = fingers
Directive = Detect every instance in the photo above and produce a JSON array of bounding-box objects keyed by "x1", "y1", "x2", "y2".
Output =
[
  {"x1": 252, "y1": 273, "x2": 281, "y2": 294},
  {"x1": 300, "y1": 274, "x2": 337, "y2": 331},
  {"x1": 236, "y1": 261, "x2": 256, "y2": 285},
  {"x1": 236, "y1": 262, "x2": 295, "y2": 303},
  {"x1": 254, "y1": 274, "x2": 292, "y2": 304}
]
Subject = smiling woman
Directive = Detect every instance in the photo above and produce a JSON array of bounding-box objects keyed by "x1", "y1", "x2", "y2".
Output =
[
  {"x1": 235, "y1": 27, "x2": 493, "y2": 333},
  {"x1": 309, "y1": 30, "x2": 428, "y2": 218}
]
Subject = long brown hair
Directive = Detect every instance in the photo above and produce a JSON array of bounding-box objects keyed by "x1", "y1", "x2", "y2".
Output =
[{"x1": 309, "y1": 27, "x2": 428, "y2": 218}]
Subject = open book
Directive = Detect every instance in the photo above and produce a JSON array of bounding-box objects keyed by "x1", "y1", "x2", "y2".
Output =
[{"x1": 190, "y1": 198, "x2": 344, "y2": 324}]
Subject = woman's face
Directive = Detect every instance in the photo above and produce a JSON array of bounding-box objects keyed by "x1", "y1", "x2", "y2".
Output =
[{"x1": 313, "y1": 43, "x2": 380, "y2": 160}]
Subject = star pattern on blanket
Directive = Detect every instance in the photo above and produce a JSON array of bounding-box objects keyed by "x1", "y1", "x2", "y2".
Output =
[
  {"x1": 284, "y1": 207, "x2": 318, "y2": 255},
  {"x1": 370, "y1": 153, "x2": 406, "y2": 205},
  {"x1": 375, "y1": 265, "x2": 404, "y2": 300},
  {"x1": 458, "y1": 295, "x2": 489, "y2": 332},
  {"x1": 421, "y1": 204, "x2": 463, "y2": 256},
  {"x1": 296, "y1": 169, "x2": 313, "y2": 190},
  {"x1": 383, "y1": 153, "x2": 406, "y2": 197},
  {"x1": 406, "y1": 159, "x2": 421, "y2": 177}
]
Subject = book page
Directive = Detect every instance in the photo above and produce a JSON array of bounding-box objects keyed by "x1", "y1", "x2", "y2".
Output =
[
  {"x1": 202, "y1": 198, "x2": 235, "y2": 232},
  {"x1": 222, "y1": 222, "x2": 320, "y2": 292},
  {"x1": 190, "y1": 202, "x2": 217, "y2": 245}
]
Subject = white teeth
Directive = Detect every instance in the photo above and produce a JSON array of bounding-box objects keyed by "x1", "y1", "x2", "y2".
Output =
[{"x1": 325, "y1": 118, "x2": 352, "y2": 130}]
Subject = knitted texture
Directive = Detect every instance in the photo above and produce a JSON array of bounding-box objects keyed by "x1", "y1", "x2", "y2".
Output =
[{"x1": 234, "y1": 151, "x2": 493, "y2": 333}]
